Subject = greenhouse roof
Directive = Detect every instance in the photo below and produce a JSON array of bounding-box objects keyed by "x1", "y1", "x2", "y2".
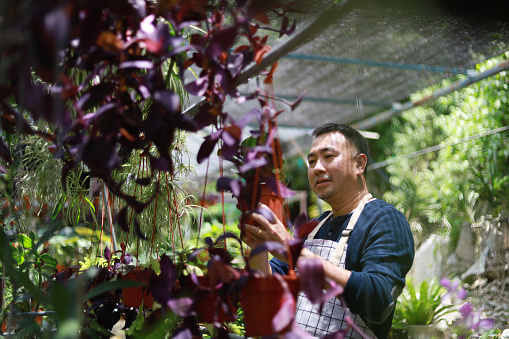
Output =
[{"x1": 184, "y1": 0, "x2": 509, "y2": 180}]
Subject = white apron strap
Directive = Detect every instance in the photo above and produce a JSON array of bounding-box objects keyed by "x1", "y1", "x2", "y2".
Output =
[
  {"x1": 306, "y1": 211, "x2": 333, "y2": 240},
  {"x1": 329, "y1": 193, "x2": 372, "y2": 266}
]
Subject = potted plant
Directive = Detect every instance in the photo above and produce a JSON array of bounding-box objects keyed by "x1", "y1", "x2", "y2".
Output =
[{"x1": 392, "y1": 279, "x2": 454, "y2": 339}]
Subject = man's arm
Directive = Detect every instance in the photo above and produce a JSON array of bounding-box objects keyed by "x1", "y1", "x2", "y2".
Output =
[
  {"x1": 342, "y1": 206, "x2": 415, "y2": 324},
  {"x1": 298, "y1": 247, "x2": 352, "y2": 287}
]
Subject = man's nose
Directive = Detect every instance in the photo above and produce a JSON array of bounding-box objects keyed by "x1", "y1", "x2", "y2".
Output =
[{"x1": 313, "y1": 159, "x2": 326, "y2": 173}]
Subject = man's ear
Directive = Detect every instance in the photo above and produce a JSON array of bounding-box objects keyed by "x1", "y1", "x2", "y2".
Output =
[{"x1": 355, "y1": 153, "x2": 368, "y2": 175}]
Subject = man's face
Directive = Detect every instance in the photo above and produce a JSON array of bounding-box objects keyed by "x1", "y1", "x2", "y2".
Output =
[{"x1": 307, "y1": 132, "x2": 360, "y2": 204}]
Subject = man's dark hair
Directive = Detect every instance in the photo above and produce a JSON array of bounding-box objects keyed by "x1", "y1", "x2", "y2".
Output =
[{"x1": 311, "y1": 123, "x2": 370, "y2": 176}]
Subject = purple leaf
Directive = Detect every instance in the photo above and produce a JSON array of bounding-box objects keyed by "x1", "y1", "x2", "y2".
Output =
[
  {"x1": 197, "y1": 135, "x2": 219, "y2": 164},
  {"x1": 279, "y1": 16, "x2": 289, "y2": 38},
  {"x1": 81, "y1": 102, "x2": 117, "y2": 126},
  {"x1": 192, "y1": 103, "x2": 217, "y2": 129},
  {"x1": 0, "y1": 102, "x2": 34, "y2": 135},
  {"x1": 104, "y1": 247, "x2": 111, "y2": 261},
  {"x1": 459, "y1": 303, "x2": 473, "y2": 316},
  {"x1": 297, "y1": 258, "x2": 344, "y2": 310},
  {"x1": 122, "y1": 253, "x2": 132, "y2": 265},
  {"x1": 272, "y1": 275, "x2": 295, "y2": 332},
  {"x1": 289, "y1": 90, "x2": 308, "y2": 110},
  {"x1": 216, "y1": 177, "x2": 242, "y2": 197},
  {"x1": 264, "y1": 176, "x2": 295, "y2": 198},
  {"x1": 119, "y1": 60, "x2": 153, "y2": 69},
  {"x1": 239, "y1": 157, "x2": 269, "y2": 173},
  {"x1": 172, "y1": 328, "x2": 192, "y2": 339},
  {"x1": 168, "y1": 297, "x2": 193, "y2": 317},
  {"x1": 149, "y1": 254, "x2": 177, "y2": 307},
  {"x1": 250, "y1": 241, "x2": 287, "y2": 259},
  {"x1": 150, "y1": 156, "x2": 172, "y2": 172},
  {"x1": 77, "y1": 83, "x2": 116, "y2": 112},
  {"x1": 297, "y1": 257, "x2": 325, "y2": 303},
  {"x1": 185, "y1": 76, "x2": 209, "y2": 96},
  {"x1": 215, "y1": 67, "x2": 239, "y2": 97},
  {"x1": 293, "y1": 214, "x2": 319, "y2": 239},
  {"x1": 284, "y1": 324, "x2": 315, "y2": 339},
  {"x1": 61, "y1": 161, "x2": 74, "y2": 192},
  {"x1": 236, "y1": 108, "x2": 259, "y2": 128},
  {"x1": 205, "y1": 26, "x2": 238, "y2": 59},
  {"x1": 153, "y1": 90, "x2": 180, "y2": 113},
  {"x1": 133, "y1": 218, "x2": 147, "y2": 240},
  {"x1": 322, "y1": 331, "x2": 347, "y2": 339},
  {"x1": 253, "y1": 205, "x2": 277, "y2": 223},
  {"x1": 227, "y1": 53, "x2": 244, "y2": 77},
  {"x1": 135, "y1": 178, "x2": 152, "y2": 186},
  {"x1": 221, "y1": 133, "x2": 240, "y2": 160},
  {"x1": 82, "y1": 140, "x2": 121, "y2": 178}
]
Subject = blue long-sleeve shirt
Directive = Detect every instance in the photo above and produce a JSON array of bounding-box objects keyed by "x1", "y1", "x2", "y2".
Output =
[{"x1": 270, "y1": 199, "x2": 415, "y2": 339}]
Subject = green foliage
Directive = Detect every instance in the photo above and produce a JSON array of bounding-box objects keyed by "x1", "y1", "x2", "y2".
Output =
[
  {"x1": 381, "y1": 52, "x2": 509, "y2": 245},
  {"x1": 393, "y1": 279, "x2": 454, "y2": 328}
]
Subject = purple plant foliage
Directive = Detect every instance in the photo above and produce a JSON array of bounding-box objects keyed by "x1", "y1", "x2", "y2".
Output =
[
  {"x1": 149, "y1": 254, "x2": 194, "y2": 317},
  {"x1": 440, "y1": 277, "x2": 468, "y2": 302},
  {"x1": 297, "y1": 257, "x2": 344, "y2": 309},
  {"x1": 272, "y1": 274, "x2": 297, "y2": 332},
  {"x1": 453, "y1": 302, "x2": 495, "y2": 339},
  {"x1": 440, "y1": 278, "x2": 494, "y2": 338}
]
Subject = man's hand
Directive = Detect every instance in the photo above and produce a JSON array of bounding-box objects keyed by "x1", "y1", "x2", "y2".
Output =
[
  {"x1": 238, "y1": 203, "x2": 294, "y2": 250},
  {"x1": 237, "y1": 203, "x2": 294, "y2": 274}
]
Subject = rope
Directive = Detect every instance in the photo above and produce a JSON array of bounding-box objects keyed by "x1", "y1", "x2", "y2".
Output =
[{"x1": 165, "y1": 172, "x2": 176, "y2": 261}]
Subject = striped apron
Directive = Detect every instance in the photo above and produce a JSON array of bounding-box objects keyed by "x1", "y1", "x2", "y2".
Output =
[{"x1": 295, "y1": 194, "x2": 377, "y2": 338}]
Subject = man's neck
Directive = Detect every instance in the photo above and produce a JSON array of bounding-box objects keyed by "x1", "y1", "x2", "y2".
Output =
[{"x1": 330, "y1": 189, "x2": 370, "y2": 217}]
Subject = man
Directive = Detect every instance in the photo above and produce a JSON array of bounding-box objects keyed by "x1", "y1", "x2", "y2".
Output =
[{"x1": 240, "y1": 123, "x2": 414, "y2": 338}]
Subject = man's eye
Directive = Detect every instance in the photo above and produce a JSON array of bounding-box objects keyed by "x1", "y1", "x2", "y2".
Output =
[{"x1": 308, "y1": 159, "x2": 316, "y2": 165}]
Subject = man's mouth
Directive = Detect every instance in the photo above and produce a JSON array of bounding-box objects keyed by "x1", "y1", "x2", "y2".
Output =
[{"x1": 314, "y1": 177, "x2": 331, "y2": 187}]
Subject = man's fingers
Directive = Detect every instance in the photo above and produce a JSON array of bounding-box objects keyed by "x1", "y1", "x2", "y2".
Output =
[{"x1": 257, "y1": 203, "x2": 278, "y2": 224}]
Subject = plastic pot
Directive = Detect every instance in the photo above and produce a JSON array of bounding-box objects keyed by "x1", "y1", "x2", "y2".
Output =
[
  {"x1": 240, "y1": 274, "x2": 299, "y2": 337},
  {"x1": 122, "y1": 269, "x2": 154, "y2": 309}
]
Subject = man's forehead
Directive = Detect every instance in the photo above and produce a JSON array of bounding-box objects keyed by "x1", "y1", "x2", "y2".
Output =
[{"x1": 309, "y1": 132, "x2": 348, "y2": 152}]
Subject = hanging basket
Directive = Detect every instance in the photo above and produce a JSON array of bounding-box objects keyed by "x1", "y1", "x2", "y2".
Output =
[
  {"x1": 240, "y1": 274, "x2": 299, "y2": 337},
  {"x1": 122, "y1": 269, "x2": 154, "y2": 309}
]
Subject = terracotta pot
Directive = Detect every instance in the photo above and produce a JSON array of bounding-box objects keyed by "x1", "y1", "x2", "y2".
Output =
[
  {"x1": 240, "y1": 183, "x2": 285, "y2": 227},
  {"x1": 122, "y1": 269, "x2": 153, "y2": 309},
  {"x1": 240, "y1": 274, "x2": 299, "y2": 336},
  {"x1": 193, "y1": 276, "x2": 237, "y2": 323}
]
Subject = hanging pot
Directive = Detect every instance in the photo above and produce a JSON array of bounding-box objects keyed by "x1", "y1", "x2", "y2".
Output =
[
  {"x1": 122, "y1": 269, "x2": 154, "y2": 309},
  {"x1": 240, "y1": 274, "x2": 299, "y2": 337},
  {"x1": 193, "y1": 276, "x2": 238, "y2": 324},
  {"x1": 240, "y1": 182, "x2": 285, "y2": 227}
]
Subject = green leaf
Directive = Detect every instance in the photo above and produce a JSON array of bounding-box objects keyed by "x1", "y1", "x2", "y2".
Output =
[
  {"x1": 18, "y1": 234, "x2": 33, "y2": 249},
  {"x1": 56, "y1": 319, "x2": 81, "y2": 339},
  {"x1": 52, "y1": 193, "x2": 66, "y2": 221},
  {"x1": 83, "y1": 197, "x2": 96, "y2": 213},
  {"x1": 40, "y1": 253, "x2": 57, "y2": 270}
]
